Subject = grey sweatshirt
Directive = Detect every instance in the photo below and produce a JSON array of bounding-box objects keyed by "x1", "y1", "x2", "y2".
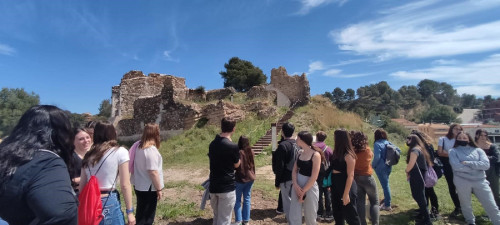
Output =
[{"x1": 449, "y1": 145, "x2": 490, "y2": 181}]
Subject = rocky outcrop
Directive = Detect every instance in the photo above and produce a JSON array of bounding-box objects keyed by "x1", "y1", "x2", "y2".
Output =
[{"x1": 269, "y1": 67, "x2": 310, "y2": 107}]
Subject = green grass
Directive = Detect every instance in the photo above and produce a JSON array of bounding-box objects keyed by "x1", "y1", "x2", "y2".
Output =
[{"x1": 156, "y1": 200, "x2": 205, "y2": 219}]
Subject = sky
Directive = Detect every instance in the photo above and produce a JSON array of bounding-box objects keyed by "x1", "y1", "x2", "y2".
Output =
[{"x1": 1, "y1": 0, "x2": 500, "y2": 114}]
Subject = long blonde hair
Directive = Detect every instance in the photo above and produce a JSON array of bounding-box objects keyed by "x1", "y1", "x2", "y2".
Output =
[{"x1": 139, "y1": 124, "x2": 160, "y2": 149}]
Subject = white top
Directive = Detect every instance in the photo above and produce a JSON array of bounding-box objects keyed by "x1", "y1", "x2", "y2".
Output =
[
  {"x1": 438, "y1": 136, "x2": 456, "y2": 154},
  {"x1": 132, "y1": 146, "x2": 164, "y2": 191},
  {"x1": 85, "y1": 147, "x2": 129, "y2": 190}
]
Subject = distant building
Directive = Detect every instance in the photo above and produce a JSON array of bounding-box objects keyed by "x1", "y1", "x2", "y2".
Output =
[
  {"x1": 482, "y1": 100, "x2": 500, "y2": 122},
  {"x1": 462, "y1": 124, "x2": 500, "y2": 146},
  {"x1": 417, "y1": 123, "x2": 449, "y2": 141},
  {"x1": 391, "y1": 118, "x2": 418, "y2": 130}
]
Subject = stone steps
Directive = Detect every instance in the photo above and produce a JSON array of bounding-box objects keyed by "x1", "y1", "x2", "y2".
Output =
[{"x1": 252, "y1": 110, "x2": 294, "y2": 155}]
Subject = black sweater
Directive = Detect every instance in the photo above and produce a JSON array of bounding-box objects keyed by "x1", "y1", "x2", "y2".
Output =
[{"x1": 0, "y1": 150, "x2": 78, "y2": 225}]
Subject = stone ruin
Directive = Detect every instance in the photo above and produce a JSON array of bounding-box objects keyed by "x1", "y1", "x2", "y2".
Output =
[{"x1": 110, "y1": 67, "x2": 310, "y2": 140}]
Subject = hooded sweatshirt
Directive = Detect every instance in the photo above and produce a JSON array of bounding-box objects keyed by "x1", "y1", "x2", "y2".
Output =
[{"x1": 449, "y1": 145, "x2": 490, "y2": 181}]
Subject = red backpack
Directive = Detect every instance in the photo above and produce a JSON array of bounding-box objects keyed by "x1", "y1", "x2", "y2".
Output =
[{"x1": 78, "y1": 151, "x2": 116, "y2": 225}]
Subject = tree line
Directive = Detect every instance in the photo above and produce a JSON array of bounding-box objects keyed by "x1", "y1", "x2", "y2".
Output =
[{"x1": 323, "y1": 79, "x2": 497, "y2": 125}]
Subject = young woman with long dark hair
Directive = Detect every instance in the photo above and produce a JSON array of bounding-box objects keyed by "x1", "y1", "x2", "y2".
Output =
[
  {"x1": 351, "y1": 130, "x2": 379, "y2": 225},
  {"x1": 476, "y1": 129, "x2": 500, "y2": 207},
  {"x1": 405, "y1": 134, "x2": 433, "y2": 225},
  {"x1": 0, "y1": 105, "x2": 78, "y2": 224},
  {"x1": 290, "y1": 131, "x2": 323, "y2": 225},
  {"x1": 330, "y1": 129, "x2": 361, "y2": 225},
  {"x1": 80, "y1": 122, "x2": 136, "y2": 225},
  {"x1": 233, "y1": 136, "x2": 256, "y2": 225},
  {"x1": 131, "y1": 123, "x2": 163, "y2": 225},
  {"x1": 372, "y1": 129, "x2": 393, "y2": 211},
  {"x1": 411, "y1": 129, "x2": 440, "y2": 219},
  {"x1": 437, "y1": 124, "x2": 463, "y2": 216},
  {"x1": 449, "y1": 132, "x2": 500, "y2": 225}
]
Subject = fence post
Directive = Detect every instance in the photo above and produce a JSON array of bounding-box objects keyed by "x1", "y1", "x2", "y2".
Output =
[{"x1": 271, "y1": 123, "x2": 277, "y2": 151}]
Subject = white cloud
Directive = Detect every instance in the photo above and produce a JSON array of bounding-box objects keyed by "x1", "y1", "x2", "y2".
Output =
[
  {"x1": 391, "y1": 54, "x2": 500, "y2": 86},
  {"x1": 163, "y1": 50, "x2": 179, "y2": 62},
  {"x1": 456, "y1": 85, "x2": 500, "y2": 97},
  {"x1": 296, "y1": 0, "x2": 347, "y2": 15},
  {"x1": 323, "y1": 69, "x2": 341, "y2": 76},
  {"x1": 331, "y1": 0, "x2": 500, "y2": 59},
  {"x1": 432, "y1": 59, "x2": 458, "y2": 65},
  {"x1": 0, "y1": 43, "x2": 15, "y2": 55},
  {"x1": 308, "y1": 60, "x2": 325, "y2": 74}
]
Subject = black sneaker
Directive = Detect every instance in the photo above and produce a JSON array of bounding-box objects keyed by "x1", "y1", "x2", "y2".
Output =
[{"x1": 451, "y1": 208, "x2": 462, "y2": 217}]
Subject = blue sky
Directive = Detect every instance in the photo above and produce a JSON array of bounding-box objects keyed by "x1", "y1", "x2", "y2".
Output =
[{"x1": 1, "y1": 0, "x2": 500, "y2": 114}]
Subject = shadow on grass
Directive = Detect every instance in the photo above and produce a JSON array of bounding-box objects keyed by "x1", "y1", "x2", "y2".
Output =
[
  {"x1": 167, "y1": 218, "x2": 212, "y2": 225},
  {"x1": 250, "y1": 208, "x2": 287, "y2": 223}
]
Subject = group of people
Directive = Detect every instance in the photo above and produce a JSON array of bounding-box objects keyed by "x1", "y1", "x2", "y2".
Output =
[
  {"x1": 2, "y1": 105, "x2": 500, "y2": 225},
  {"x1": 0, "y1": 105, "x2": 165, "y2": 225},
  {"x1": 271, "y1": 122, "x2": 500, "y2": 225}
]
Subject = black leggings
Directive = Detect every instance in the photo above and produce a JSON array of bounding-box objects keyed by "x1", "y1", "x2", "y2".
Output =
[
  {"x1": 331, "y1": 173, "x2": 360, "y2": 225},
  {"x1": 410, "y1": 170, "x2": 432, "y2": 225},
  {"x1": 440, "y1": 157, "x2": 461, "y2": 209},
  {"x1": 425, "y1": 187, "x2": 439, "y2": 211},
  {"x1": 135, "y1": 188, "x2": 158, "y2": 225}
]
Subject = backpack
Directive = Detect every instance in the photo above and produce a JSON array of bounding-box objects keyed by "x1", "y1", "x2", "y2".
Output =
[
  {"x1": 416, "y1": 161, "x2": 438, "y2": 188},
  {"x1": 285, "y1": 141, "x2": 301, "y2": 172},
  {"x1": 78, "y1": 151, "x2": 117, "y2": 225},
  {"x1": 319, "y1": 145, "x2": 331, "y2": 187},
  {"x1": 385, "y1": 142, "x2": 401, "y2": 166}
]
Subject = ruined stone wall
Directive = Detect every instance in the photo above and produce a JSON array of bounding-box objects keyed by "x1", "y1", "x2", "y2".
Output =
[
  {"x1": 270, "y1": 67, "x2": 310, "y2": 107},
  {"x1": 202, "y1": 100, "x2": 245, "y2": 126},
  {"x1": 186, "y1": 89, "x2": 206, "y2": 102},
  {"x1": 111, "y1": 71, "x2": 170, "y2": 119},
  {"x1": 247, "y1": 85, "x2": 277, "y2": 102},
  {"x1": 206, "y1": 87, "x2": 236, "y2": 101}
]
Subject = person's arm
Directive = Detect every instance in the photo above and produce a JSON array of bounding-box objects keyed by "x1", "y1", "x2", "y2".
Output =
[
  {"x1": 234, "y1": 160, "x2": 241, "y2": 169},
  {"x1": 119, "y1": 162, "x2": 136, "y2": 225},
  {"x1": 301, "y1": 152, "x2": 321, "y2": 193},
  {"x1": 449, "y1": 149, "x2": 473, "y2": 172},
  {"x1": 405, "y1": 151, "x2": 418, "y2": 174},
  {"x1": 233, "y1": 146, "x2": 241, "y2": 169},
  {"x1": 148, "y1": 170, "x2": 163, "y2": 199},
  {"x1": 343, "y1": 154, "x2": 356, "y2": 206},
  {"x1": 27, "y1": 157, "x2": 78, "y2": 225},
  {"x1": 463, "y1": 148, "x2": 490, "y2": 171},
  {"x1": 437, "y1": 138, "x2": 449, "y2": 157},
  {"x1": 291, "y1": 158, "x2": 303, "y2": 201},
  {"x1": 371, "y1": 142, "x2": 382, "y2": 169},
  {"x1": 78, "y1": 167, "x2": 88, "y2": 192}
]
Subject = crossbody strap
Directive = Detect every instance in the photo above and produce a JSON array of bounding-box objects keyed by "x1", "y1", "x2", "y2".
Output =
[{"x1": 91, "y1": 148, "x2": 117, "y2": 176}]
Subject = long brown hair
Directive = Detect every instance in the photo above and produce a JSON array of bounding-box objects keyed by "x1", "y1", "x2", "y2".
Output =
[
  {"x1": 82, "y1": 121, "x2": 119, "y2": 168},
  {"x1": 297, "y1": 131, "x2": 326, "y2": 163},
  {"x1": 238, "y1": 136, "x2": 254, "y2": 171},
  {"x1": 333, "y1": 129, "x2": 357, "y2": 160},
  {"x1": 139, "y1": 123, "x2": 161, "y2": 149},
  {"x1": 406, "y1": 134, "x2": 433, "y2": 166},
  {"x1": 350, "y1": 130, "x2": 368, "y2": 153},
  {"x1": 475, "y1": 129, "x2": 491, "y2": 144},
  {"x1": 411, "y1": 129, "x2": 433, "y2": 148},
  {"x1": 454, "y1": 131, "x2": 478, "y2": 148},
  {"x1": 446, "y1": 124, "x2": 463, "y2": 139}
]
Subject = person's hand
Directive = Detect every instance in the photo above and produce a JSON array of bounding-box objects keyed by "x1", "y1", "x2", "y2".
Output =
[
  {"x1": 127, "y1": 213, "x2": 136, "y2": 225},
  {"x1": 327, "y1": 187, "x2": 330, "y2": 192},
  {"x1": 157, "y1": 189, "x2": 163, "y2": 200},
  {"x1": 461, "y1": 161, "x2": 467, "y2": 165},
  {"x1": 406, "y1": 171, "x2": 410, "y2": 181},
  {"x1": 342, "y1": 193, "x2": 350, "y2": 206},
  {"x1": 275, "y1": 186, "x2": 280, "y2": 190}
]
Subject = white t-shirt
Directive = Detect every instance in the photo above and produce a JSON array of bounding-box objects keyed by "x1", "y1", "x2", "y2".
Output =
[
  {"x1": 85, "y1": 147, "x2": 129, "y2": 190},
  {"x1": 438, "y1": 136, "x2": 456, "y2": 153},
  {"x1": 132, "y1": 146, "x2": 164, "y2": 191}
]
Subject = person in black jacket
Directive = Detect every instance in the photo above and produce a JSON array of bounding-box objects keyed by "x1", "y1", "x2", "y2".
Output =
[
  {"x1": 0, "y1": 105, "x2": 78, "y2": 225},
  {"x1": 272, "y1": 122, "x2": 297, "y2": 223}
]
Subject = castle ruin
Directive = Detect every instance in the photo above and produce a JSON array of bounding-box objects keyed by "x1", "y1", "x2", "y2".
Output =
[{"x1": 111, "y1": 67, "x2": 310, "y2": 140}]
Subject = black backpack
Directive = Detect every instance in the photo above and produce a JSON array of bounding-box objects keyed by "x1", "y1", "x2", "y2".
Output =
[{"x1": 285, "y1": 142, "x2": 301, "y2": 171}]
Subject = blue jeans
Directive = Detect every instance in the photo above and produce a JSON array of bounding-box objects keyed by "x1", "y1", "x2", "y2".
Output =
[
  {"x1": 99, "y1": 191, "x2": 125, "y2": 225},
  {"x1": 375, "y1": 165, "x2": 392, "y2": 207},
  {"x1": 234, "y1": 181, "x2": 254, "y2": 222}
]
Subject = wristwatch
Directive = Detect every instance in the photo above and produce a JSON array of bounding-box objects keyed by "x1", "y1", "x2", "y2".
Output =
[{"x1": 126, "y1": 207, "x2": 134, "y2": 214}]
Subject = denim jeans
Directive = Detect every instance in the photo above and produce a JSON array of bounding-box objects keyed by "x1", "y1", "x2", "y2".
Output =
[
  {"x1": 234, "y1": 181, "x2": 254, "y2": 223},
  {"x1": 317, "y1": 180, "x2": 332, "y2": 216},
  {"x1": 0, "y1": 217, "x2": 8, "y2": 225},
  {"x1": 99, "y1": 191, "x2": 125, "y2": 225},
  {"x1": 374, "y1": 165, "x2": 392, "y2": 207},
  {"x1": 355, "y1": 175, "x2": 379, "y2": 225}
]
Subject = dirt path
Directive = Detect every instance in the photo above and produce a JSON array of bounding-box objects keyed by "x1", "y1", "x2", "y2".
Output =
[{"x1": 159, "y1": 166, "x2": 465, "y2": 225}]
